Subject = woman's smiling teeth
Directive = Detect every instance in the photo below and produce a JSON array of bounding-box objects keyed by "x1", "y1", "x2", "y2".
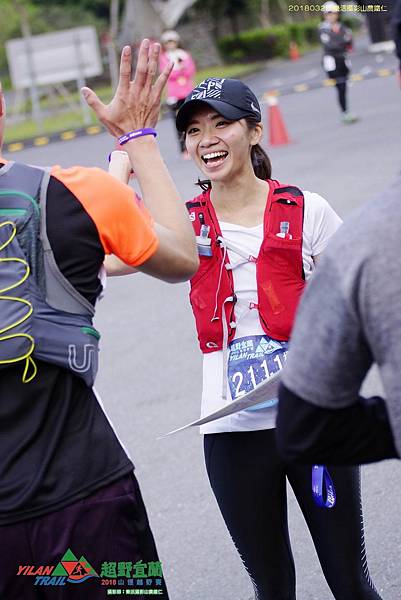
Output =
[{"x1": 201, "y1": 151, "x2": 228, "y2": 165}]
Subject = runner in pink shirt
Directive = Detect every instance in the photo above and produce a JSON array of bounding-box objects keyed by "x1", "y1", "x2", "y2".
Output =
[{"x1": 159, "y1": 30, "x2": 196, "y2": 158}]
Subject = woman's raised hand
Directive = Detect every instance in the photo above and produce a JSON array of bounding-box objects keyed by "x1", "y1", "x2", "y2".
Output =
[{"x1": 81, "y1": 39, "x2": 173, "y2": 137}]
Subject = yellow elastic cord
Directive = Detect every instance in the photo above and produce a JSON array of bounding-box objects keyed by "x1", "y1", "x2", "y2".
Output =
[
  {"x1": 23, "y1": 356, "x2": 37, "y2": 383},
  {"x1": 0, "y1": 221, "x2": 37, "y2": 383}
]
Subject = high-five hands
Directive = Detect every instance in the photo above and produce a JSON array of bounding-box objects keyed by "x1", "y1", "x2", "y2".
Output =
[{"x1": 81, "y1": 39, "x2": 173, "y2": 136}]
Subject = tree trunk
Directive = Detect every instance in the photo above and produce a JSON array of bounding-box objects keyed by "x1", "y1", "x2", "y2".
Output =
[
  {"x1": 229, "y1": 10, "x2": 241, "y2": 37},
  {"x1": 276, "y1": 0, "x2": 292, "y2": 23},
  {"x1": 14, "y1": 0, "x2": 32, "y2": 37},
  {"x1": 259, "y1": 0, "x2": 271, "y2": 28},
  {"x1": 119, "y1": 0, "x2": 165, "y2": 47},
  {"x1": 14, "y1": 0, "x2": 43, "y2": 128}
]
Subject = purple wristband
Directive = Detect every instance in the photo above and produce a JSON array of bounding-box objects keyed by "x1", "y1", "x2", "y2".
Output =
[{"x1": 118, "y1": 128, "x2": 157, "y2": 145}]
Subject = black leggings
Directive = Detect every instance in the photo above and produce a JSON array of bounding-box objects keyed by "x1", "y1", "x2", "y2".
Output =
[
  {"x1": 327, "y1": 57, "x2": 349, "y2": 113},
  {"x1": 204, "y1": 429, "x2": 382, "y2": 600},
  {"x1": 335, "y1": 80, "x2": 347, "y2": 113}
]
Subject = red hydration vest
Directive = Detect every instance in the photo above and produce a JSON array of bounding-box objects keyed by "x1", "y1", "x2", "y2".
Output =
[{"x1": 186, "y1": 180, "x2": 306, "y2": 353}]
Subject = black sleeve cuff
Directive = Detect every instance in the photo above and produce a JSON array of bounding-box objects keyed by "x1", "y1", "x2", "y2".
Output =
[{"x1": 276, "y1": 383, "x2": 399, "y2": 465}]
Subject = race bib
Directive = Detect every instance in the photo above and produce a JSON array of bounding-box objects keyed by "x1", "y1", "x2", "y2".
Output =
[{"x1": 228, "y1": 335, "x2": 288, "y2": 411}]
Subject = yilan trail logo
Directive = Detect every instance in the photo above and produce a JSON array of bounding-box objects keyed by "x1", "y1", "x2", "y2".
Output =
[{"x1": 17, "y1": 548, "x2": 99, "y2": 586}]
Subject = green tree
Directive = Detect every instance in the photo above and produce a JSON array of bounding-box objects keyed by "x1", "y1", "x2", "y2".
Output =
[{"x1": 31, "y1": 0, "x2": 111, "y2": 19}]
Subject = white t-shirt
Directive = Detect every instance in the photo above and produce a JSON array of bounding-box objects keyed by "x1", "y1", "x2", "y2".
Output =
[{"x1": 200, "y1": 190, "x2": 342, "y2": 434}]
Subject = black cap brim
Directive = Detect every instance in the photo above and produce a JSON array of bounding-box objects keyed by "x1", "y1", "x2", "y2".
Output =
[{"x1": 176, "y1": 99, "x2": 256, "y2": 132}]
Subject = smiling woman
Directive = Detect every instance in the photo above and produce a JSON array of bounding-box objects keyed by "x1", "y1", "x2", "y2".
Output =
[
  {"x1": 185, "y1": 106, "x2": 267, "y2": 186},
  {"x1": 174, "y1": 78, "x2": 383, "y2": 600}
]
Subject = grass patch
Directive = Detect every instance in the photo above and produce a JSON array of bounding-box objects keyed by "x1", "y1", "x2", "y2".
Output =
[
  {"x1": 195, "y1": 61, "x2": 266, "y2": 83},
  {"x1": 4, "y1": 110, "x2": 97, "y2": 143}
]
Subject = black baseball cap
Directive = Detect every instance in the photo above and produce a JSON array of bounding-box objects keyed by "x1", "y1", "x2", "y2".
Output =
[{"x1": 176, "y1": 77, "x2": 261, "y2": 132}]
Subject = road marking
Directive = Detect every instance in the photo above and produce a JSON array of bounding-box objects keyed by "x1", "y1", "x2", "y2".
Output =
[
  {"x1": 262, "y1": 90, "x2": 280, "y2": 101},
  {"x1": 33, "y1": 137, "x2": 49, "y2": 146},
  {"x1": 294, "y1": 83, "x2": 309, "y2": 92},
  {"x1": 60, "y1": 131, "x2": 76, "y2": 140},
  {"x1": 7, "y1": 142, "x2": 24, "y2": 152},
  {"x1": 86, "y1": 125, "x2": 101, "y2": 135},
  {"x1": 262, "y1": 67, "x2": 395, "y2": 100},
  {"x1": 5, "y1": 125, "x2": 104, "y2": 154}
]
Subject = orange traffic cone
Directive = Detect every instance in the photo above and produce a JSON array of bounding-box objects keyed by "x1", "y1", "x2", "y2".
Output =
[
  {"x1": 289, "y1": 41, "x2": 300, "y2": 61},
  {"x1": 267, "y1": 96, "x2": 291, "y2": 146}
]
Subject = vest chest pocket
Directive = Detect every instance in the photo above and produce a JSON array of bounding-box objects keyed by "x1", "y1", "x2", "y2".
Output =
[
  {"x1": 260, "y1": 232, "x2": 303, "y2": 276},
  {"x1": 257, "y1": 233, "x2": 305, "y2": 339}
]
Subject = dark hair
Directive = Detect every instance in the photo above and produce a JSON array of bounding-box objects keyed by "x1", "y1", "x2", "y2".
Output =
[
  {"x1": 246, "y1": 119, "x2": 272, "y2": 180},
  {"x1": 195, "y1": 117, "x2": 272, "y2": 190}
]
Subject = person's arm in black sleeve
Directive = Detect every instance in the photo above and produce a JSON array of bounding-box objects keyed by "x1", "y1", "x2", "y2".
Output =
[
  {"x1": 276, "y1": 245, "x2": 399, "y2": 465},
  {"x1": 276, "y1": 383, "x2": 399, "y2": 465}
]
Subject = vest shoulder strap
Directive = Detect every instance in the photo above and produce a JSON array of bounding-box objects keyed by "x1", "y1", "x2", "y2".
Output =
[
  {"x1": 186, "y1": 181, "x2": 304, "y2": 239},
  {"x1": 185, "y1": 190, "x2": 208, "y2": 211},
  {"x1": 38, "y1": 166, "x2": 95, "y2": 316},
  {"x1": 0, "y1": 162, "x2": 95, "y2": 316},
  {"x1": 265, "y1": 180, "x2": 304, "y2": 238}
]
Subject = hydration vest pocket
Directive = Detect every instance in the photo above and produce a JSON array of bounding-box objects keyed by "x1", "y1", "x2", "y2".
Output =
[
  {"x1": 190, "y1": 251, "x2": 219, "y2": 288},
  {"x1": 257, "y1": 233, "x2": 304, "y2": 340},
  {"x1": 190, "y1": 253, "x2": 234, "y2": 352},
  {"x1": 0, "y1": 218, "x2": 36, "y2": 381},
  {"x1": 31, "y1": 310, "x2": 100, "y2": 387},
  {"x1": 1, "y1": 163, "x2": 101, "y2": 386},
  {"x1": 190, "y1": 254, "x2": 221, "y2": 312}
]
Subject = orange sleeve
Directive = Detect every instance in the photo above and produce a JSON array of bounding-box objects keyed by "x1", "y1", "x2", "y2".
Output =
[{"x1": 51, "y1": 165, "x2": 159, "y2": 266}]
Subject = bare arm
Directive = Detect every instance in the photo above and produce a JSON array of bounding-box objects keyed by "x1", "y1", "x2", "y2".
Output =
[
  {"x1": 82, "y1": 41, "x2": 199, "y2": 283},
  {"x1": 104, "y1": 255, "x2": 137, "y2": 276}
]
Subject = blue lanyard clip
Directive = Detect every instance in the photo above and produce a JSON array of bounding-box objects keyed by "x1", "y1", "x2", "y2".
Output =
[{"x1": 312, "y1": 465, "x2": 336, "y2": 509}]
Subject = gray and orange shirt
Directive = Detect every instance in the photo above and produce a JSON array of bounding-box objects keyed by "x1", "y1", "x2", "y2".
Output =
[{"x1": 0, "y1": 160, "x2": 158, "y2": 524}]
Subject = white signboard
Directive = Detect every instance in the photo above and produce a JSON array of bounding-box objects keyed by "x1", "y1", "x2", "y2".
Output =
[{"x1": 6, "y1": 26, "x2": 103, "y2": 90}]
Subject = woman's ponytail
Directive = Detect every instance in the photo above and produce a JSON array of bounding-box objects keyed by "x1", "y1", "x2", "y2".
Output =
[{"x1": 251, "y1": 144, "x2": 272, "y2": 180}]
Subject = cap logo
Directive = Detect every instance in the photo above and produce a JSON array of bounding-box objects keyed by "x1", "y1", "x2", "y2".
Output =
[
  {"x1": 250, "y1": 101, "x2": 260, "y2": 115},
  {"x1": 191, "y1": 78, "x2": 226, "y2": 100}
]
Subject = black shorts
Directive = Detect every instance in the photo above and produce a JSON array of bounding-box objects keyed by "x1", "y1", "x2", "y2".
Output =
[
  {"x1": 0, "y1": 473, "x2": 168, "y2": 599},
  {"x1": 326, "y1": 55, "x2": 350, "y2": 80}
]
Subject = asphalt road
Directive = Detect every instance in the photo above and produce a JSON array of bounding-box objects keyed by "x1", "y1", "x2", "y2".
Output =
[{"x1": 4, "y1": 44, "x2": 401, "y2": 600}]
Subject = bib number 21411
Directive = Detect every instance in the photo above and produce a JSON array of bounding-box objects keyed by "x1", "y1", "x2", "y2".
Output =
[{"x1": 227, "y1": 335, "x2": 288, "y2": 410}]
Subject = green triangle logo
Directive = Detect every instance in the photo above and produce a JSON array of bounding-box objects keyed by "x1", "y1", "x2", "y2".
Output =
[
  {"x1": 52, "y1": 563, "x2": 68, "y2": 576},
  {"x1": 61, "y1": 548, "x2": 78, "y2": 562},
  {"x1": 52, "y1": 548, "x2": 78, "y2": 576}
]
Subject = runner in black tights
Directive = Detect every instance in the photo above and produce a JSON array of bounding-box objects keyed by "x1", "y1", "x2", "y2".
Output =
[
  {"x1": 177, "y1": 77, "x2": 380, "y2": 600},
  {"x1": 205, "y1": 430, "x2": 381, "y2": 600},
  {"x1": 319, "y1": 1, "x2": 358, "y2": 124}
]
